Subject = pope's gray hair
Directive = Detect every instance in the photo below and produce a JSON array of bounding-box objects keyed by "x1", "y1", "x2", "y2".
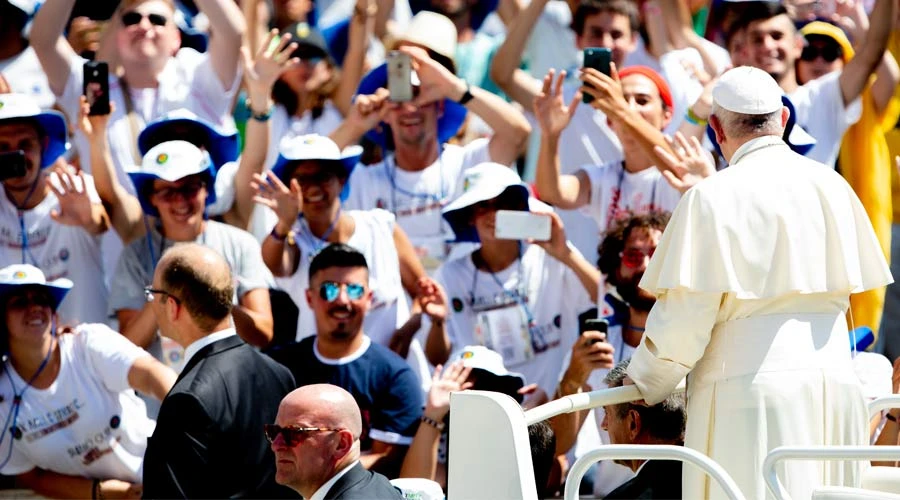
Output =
[{"x1": 710, "y1": 102, "x2": 783, "y2": 138}]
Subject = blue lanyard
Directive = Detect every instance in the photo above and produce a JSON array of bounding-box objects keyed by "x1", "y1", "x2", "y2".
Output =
[
  {"x1": 13, "y1": 176, "x2": 43, "y2": 266},
  {"x1": 386, "y1": 143, "x2": 447, "y2": 215},
  {"x1": 468, "y1": 244, "x2": 537, "y2": 327},
  {"x1": 0, "y1": 322, "x2": 57, "y2": 470},
  {"x1": 297, "y1": 209, "x2": 340, "y2": 255}
]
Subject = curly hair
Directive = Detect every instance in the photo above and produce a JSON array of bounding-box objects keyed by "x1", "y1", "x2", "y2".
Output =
[{"x1": 597, "y1": 211, "x2": 670, "y2": 285}]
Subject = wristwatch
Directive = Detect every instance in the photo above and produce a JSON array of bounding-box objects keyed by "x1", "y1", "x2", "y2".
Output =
[{"x1": 457, "y1": 82, "x2": 474, "y2": 105}]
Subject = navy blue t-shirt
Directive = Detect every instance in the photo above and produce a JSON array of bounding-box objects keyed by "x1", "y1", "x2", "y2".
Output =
[{"x1": 269, "y1": 336, "x2": 422, "y2": 449}]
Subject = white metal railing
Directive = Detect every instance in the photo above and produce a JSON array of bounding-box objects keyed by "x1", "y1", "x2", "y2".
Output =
[
  {"x1": 870, "y1": 396, "x2": 900, "y2": 417},
  {"x1": 564, "y1": 444, "x2": 746, "y2": 500},
  {"x1": 763, "y1": 446, "x2": 900, "y2": 500},
  {"x1": 524, "y1": 381, "x2": 686, "y2": 426}
]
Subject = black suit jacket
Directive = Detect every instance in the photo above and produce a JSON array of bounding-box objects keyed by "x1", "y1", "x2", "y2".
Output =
[
  {"x1": 143, "y1": 335, "x2": 298, "y2": 499},
  {"x1": 324, "y1": 463, "x2": 403, "y2": 500},
  {"x1": 604, "y1": 459, "x2": 683, "y2": 499}
]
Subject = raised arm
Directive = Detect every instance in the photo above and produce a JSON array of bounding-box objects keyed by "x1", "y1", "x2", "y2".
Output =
[
  {"x1": 835, "y1": 0, "x2": 900, "y2": 114},
  {"x1": 534, "y1": 70, "x2": 591, "y2": 209},
  {"x1": 77, "y1": 99, "x2": 146, "y2": 243},
  {"x1": 332, "y1": 0, "x2": 376, "y2": 117},
  {"x1": 329, "y1": 88, "x2": 391, "y2": 149},
  {"x1": 839, "y1": 0, "x2": 896, "y2": 107},
  {"x1": 47, "y1": 167, "x2": 110, "y2": 236},
  {"x1": 489, "y1": 0, "x2": 549, "y2": 109},
  {"x1": 195, "y1": 0, "x2": 247, "y2": 89},
  {"x1": 255, "y1": 171, "x2": 303, "y2": 277},
  {"x1": 29, "y1": 0, "x2": 79, "y2": 97},
  {"x1": 233, "y1": 288, "x2": 274, "y2": 348},
  {"x1": 228, "y1": 30, "x2": 300, "y2": 230},
  {"x1": 400, "y1": 46, "x2": 531, "y2": 165},
  {"x1": 128, "y1": 355, "x2": 176, "y2": 401}
]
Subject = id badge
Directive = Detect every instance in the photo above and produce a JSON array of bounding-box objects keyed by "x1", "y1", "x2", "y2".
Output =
[
  {"x1": 475, "y1": 304, "x2": 534, "y2": 367},
  {"x1": 161, "y1": 335, "x2": 186, "y2": 373}
]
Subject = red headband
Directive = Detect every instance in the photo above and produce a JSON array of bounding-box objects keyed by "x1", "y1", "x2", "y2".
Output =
[{"x1": 617, "y1": 66, "x2": 673, "y2": 110}]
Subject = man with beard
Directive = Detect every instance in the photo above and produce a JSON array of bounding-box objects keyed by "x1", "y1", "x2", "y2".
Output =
[
  {"x1": 268, "y1": 243, "x2": 424, "y2": 479},
  {"x1": 550, "y1": 211, "x2": 669, "y2": 496}
]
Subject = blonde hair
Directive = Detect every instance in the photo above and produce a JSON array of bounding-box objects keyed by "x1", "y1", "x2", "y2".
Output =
[{"x1": 117, "y1": 0, "x2": 176, "y2": 13}]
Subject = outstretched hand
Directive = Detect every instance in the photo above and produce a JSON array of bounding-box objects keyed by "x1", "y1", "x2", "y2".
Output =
[
  {"x1": 417, "y1": 276, "x2": 448, "y2": 323},
  {"x1": 656, "y1": 132, "x2": 716, "y2": 193},
  {"x1": 242, "y1": 29, "x2": 301, "y2": 97},
  {"x1": 533, "y1": 69, "x2": 579, "y2": 138},
  {"x1": 49, "y1": 167, "x2": 97, "y2": 229},
  {"x1": 579, "y1": 63, "x2": 628, "y2": 116},
  {"x1": 425, "y1": 361, "x2": 474, "y2": 420},
  {"x1": 77, "y1": 96, "x2": 114, "y2": 141},
  {"x1": 251, "y1": 171, "x2": 303, "y2": 229}
]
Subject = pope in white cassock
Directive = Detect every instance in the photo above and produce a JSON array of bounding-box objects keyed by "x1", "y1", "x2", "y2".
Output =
[{"x1": 625, "y1": 66, "x2": 894, "y2": 500}]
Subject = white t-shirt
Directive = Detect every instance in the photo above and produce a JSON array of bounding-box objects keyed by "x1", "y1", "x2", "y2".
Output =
[
  {"x1": 57, "y1": 49, "x2": 239, "y2": 193},
  {"x1": 275, "y1": 209, "x2": 409, "y2": 345},
  {"x1": 0, "y1": 47, "x2": 55, "y2": 110},
  {"x1": 264, "y1": 102, "x2": 345, "y2": 170},
  {"x1": 624, "y1": 39, "x2": 704, "y2": 136},
  {"x1": 0, "y1": 174, "x2": 108, "y2": 325},
  {"x1": 522, "y1": 1, "x2": 579, "y2": 80},
  {"x1": 343, "y1": 139, "x2": 492, "y2": 267},
  {"x1": 788, "y1": 71, "x2": 863, "y2": 167},
  {"x1": 0, "y1": 324, "x2": 155, "y2": 481},
  {"x1": 434, "y1": 243, "x2": 594, "y2": 396},
  {"x1": 580, "y1": 161, "x2": 682, "y2": 235}
]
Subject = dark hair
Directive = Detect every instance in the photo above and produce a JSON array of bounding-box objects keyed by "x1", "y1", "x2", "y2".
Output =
[
  {"x1": 279, "y1": 159, "x2": 350, "y2": 184},
  {"x1": 528, "y1": 421, "x2": 557, "y2": 498},
  {"x1": 272, "y1": 60, "x2": 341, "y2": 121},
  {"x1": 308, "y1": 243, "x2": 369, "y2": 282},
  {"x1": 727, "y1": 1, "x2": 790, "y2": 44},
  {"x1": 597, "y1": 211, "x2": 670, "y2": 285},
  {"x1": 605, "y1": 360, "x2": 685, "y2": 443},
  {"x1": 160, "y1": 249, "x2": 234, "y2": 331},
  {"x1": 572, "y1": 0, "x2": 639, "y2": 37}
]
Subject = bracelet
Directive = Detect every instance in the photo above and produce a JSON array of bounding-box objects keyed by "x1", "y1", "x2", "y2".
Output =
[
  {"x1": 92, "y1": 479, "x2": 101, "y2": 500},
  {"x1": 246, "y1": 99, "x2": 274, "y2": 122},
  {"x1": 887, "y1": 412, "x2": 898, "y2": 423},
  {"x1": 270, "y1": 226, "x2": 289, "y2": 242},
  {"x1": 421, "y1": 415, "x2": 446, "y2": 431},
  {"x1": 457, "y1": 82, "x2": 474, "y2": 105},
  {"x1": 685, "y1": 107, "x2": 708, "y2": 127}
]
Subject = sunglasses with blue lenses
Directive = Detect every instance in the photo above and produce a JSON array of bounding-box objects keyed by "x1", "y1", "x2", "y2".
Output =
[{"x1": 318, "y1": 281, "x2": 366, "y2": 302}]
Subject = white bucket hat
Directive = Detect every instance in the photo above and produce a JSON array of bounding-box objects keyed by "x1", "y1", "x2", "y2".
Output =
[
  {"x1": 271, "y1": 134, "x2": 363, "y2": 201},
  {"x1": 391, "y1": 11, "x2": 458, "y2": 67},
  {"x1": 0, "y1": 93, "x2": 68, "y2": 168},
  {"x1": 0, "y1": 264, "x2": 73, "y2": 310},
  {"x1": 128, "y1": 140, "x2": 217, "y2": 216},
  {"x1": 451, "y1": 345, "x2": 526, "y2": 402}
]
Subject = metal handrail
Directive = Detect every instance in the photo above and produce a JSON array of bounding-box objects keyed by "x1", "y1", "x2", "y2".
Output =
[
  {"x1": 869, "y1": 395, "x2": 900, "y2": 417},
  {"x1": 564, "y1": 444, "x2": 746, "y2": 500},
  {"x1": 524, "y1": 381, "x2": 686, "y2": 426},
  {"x1": 763, "y1": 446, "x2": 900, "y2": 500}
]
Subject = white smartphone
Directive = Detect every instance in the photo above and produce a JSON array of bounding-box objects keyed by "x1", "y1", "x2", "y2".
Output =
[
  {"x1": 387, "y1": 51, "x2": 413, "y2": 102},
  {"x1": 494, "y1": 210, "x2": 551, "y2": 242}
]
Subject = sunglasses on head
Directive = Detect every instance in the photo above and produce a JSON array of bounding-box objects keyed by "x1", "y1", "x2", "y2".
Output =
[
  {"x1": 318, "y1": 281, "x2": 365, "y2": 302},
  {"x1": 263, "y1": 424, "x2": 342, "y2": 447},
  {"x1": 620, "y1": 248, "x2": 655, "y2": 269},
  {"x1": 800, "y1": 44, "x2": 842, "y2": 63},
  {"x1": 121, "y1": 11, "x2": 169, "y2": 27},
  {"x1": 152, "y1": 181, "x2": 207, "y2": 202},
  {"x1": 6, "y1": 290, "x2": 54, "y2": 310}
]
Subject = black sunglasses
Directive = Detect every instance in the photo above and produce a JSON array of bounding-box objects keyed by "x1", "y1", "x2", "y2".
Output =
[
  {"x1": 152, "y1": 181, "x2": 207, "y2": 202},
  {"x1": 122, "y1": 11, "x2": 169, "y2": 27},
  {"x1": 263, "y1": 424, "x2": 342, "y2": 447},
  {"x1": 800, "y1": 44, "x2": 842, "y2": 63},
  {"x1": 291, "y1": 169, "x2": 339, "y2": 186},
  {"x1": 6, "y1": 290, "x2": 54, "y2": 310}
]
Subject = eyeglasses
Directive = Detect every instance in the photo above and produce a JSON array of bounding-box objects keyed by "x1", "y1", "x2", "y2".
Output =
[
  {"x1": 263, "y1": 424, "x2": 342, "y2": 447},
  {"x1": 121, "y1": 11, "x2": 169, "y2": 27},
  {"x1": 620, "y1": 248, "x2": 655, "y2": 269},
  {"x1": 152, "y1": 181, "x2": 207, "y2": 202},
  {"x1": 800, "y1": 44, "x2": 842, "y2": 63},
  {"x1": 143, "y1": 286, "x2": 181, "y2": 304},
  {"x1": 318, "y1": 281, "x2": 365, "y2": 302},
  {"x1": 6, "y1": 291, "x2": 54, "y2": 310},
  {"x1": 291, "y1": 170, "x2": 338, "y2": 187}
]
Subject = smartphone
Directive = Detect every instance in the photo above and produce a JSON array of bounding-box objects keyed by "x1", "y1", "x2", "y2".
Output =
[
  {"x1": 0, "y1": 151, "x2": 27, "y2": 181},
  {"x1": 494, "y1": 210, "x2": 551, "y2": 242},
  {"x1": 387, "y1": 51, "x2": 413, "y2": 103},
  {"x1": 580, "y1": 318, "x2": 609, "y2": 345},
  {"x1": 582, "y1": 47, "x2": 612, "y2": 104},
  {"x1": 83, "y1": 61, "x2": 110, "y2": 116}
]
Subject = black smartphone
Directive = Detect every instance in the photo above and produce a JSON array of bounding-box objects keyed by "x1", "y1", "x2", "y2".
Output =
[
  {"x1": 582, "y1": 47, "x2": 612, "y2": 104},
  {"x1": 0, "y1": 151, "x2": 27, "y2": 181},
  {"x1": 580, "y1": 318, "x2": 609, "y2": 345},
  {"x1": 83, "y1": 61, "x2": 110, "y2": 116}
]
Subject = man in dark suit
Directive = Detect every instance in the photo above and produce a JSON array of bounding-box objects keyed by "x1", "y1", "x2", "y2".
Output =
[
  {"x1": 603, "y1": 359, "x2": 685, "y2": 500},
  {"x1": 142, "y1": 243, "x2": 297, "y2": 499},
  {"x1": 268, "y1": 384, "x2": 403, "y2": 499}
]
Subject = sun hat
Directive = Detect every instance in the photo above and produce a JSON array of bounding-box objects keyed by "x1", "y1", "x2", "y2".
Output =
[
  {"x1": 617, "y1": 66, "x2": 673, "y2": 110},
  {"x1": 389, "y1": 11, "x2": 458, "y2": 70},
  {"x1": 442, "y1": 163, "x2": 547, "y2": 243},
  {"x1": 451, "y1": 345, "x2": 526, "y2": 403},
  {"x1": 0, "y1": 264, "x2": 73, "y2": 310},
  {"x1": 355, "y1": 63, "x2": 467, "y2": 149},
  {"x1": 128, "y1": 140, "x2": 217, "y2": 216},
  {"x1": 271, "y1": 134, "x2": 363, "y2": 201},
  {"x1": 712, "y1": 66, "x2": 784, "y2": 115},
  {"x1": 390, "y1": 478, "x2": 445, "y2": 500},
  {"x1": 800, "y1": 21, "x2": 854, "y2": 62},
  {"x1": 410, "y1": 0, "x2": 499, "y2": 33},
  {"x1": 0, "y1": 93, "x2": 68, "y2": 168},
  {"x1": 138, "y1": 109, "x2": 239, "y2": 170}
]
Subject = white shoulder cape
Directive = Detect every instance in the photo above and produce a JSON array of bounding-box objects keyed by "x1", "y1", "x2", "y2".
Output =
[{"x1": 640, "y1": 137, "x2": 892, "y2": 299}]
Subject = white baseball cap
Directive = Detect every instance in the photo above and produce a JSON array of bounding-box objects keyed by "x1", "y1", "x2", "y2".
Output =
[{"x1": 712, "y1": 66, "x2": 784, "y2": 115}]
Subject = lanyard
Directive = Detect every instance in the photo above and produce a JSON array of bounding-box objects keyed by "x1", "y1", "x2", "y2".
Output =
[
  {"x1": 605, "y1": 163, "x2": 658, "y2": 230},
  {"x1": 13, "y1": 175, "x2": 44, "y2": 266},
  {"x1": 468, "y1": 244, "x2": 537, "y2": 328},
  {"x1": 119, "y1": 76, "x2": 161, "y2": 165},
  {"x1": 386, "y1": 145, "x2": 449, "y2": 236},
  {"x1": 297, "y1": 209, "x2": 341, "y2": 255},
  {"x1": 145, "y1": 221, "x2": 208, "y2": 273}
]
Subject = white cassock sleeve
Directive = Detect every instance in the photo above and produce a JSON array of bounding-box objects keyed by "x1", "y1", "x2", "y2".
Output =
[{"x1": 626, "y1": 288, "x2": 722, "y2": 405}]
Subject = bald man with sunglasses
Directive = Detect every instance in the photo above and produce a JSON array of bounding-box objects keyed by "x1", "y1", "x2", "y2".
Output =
[
  {"x1": 267, "y1": 384, "x2": 403, "y2": 499},
  {"x1": 268, "y1": 244, "x2": 426, "y2": 480}
]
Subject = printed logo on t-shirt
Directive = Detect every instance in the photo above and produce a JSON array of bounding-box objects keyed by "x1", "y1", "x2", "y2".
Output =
[
  {"x1": 451, "y1": 297, "x2": 464, "y2": 312},
  {"x1": 12, "y1": 398, "x2": 83, "y2": 443}
]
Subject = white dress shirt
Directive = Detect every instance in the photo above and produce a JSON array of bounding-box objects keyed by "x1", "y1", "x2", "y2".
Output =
[
  {"x1": 182, "y1": 328, "x2": 237, "y2": 368},
  {"x1": 308, "y1": 460, "x2": 360, "y2": 500}
]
